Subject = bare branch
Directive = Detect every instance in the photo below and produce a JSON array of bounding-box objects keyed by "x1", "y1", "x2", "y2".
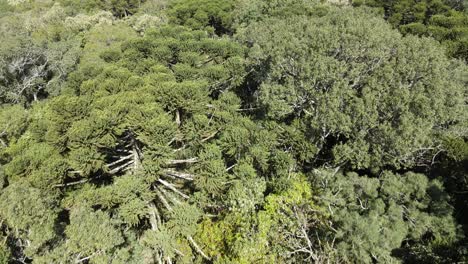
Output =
[
  {"x1": 164, "y1": 170, "x2": 194, "y2": 181},
  {"x1": 187, "y1": 236, "x2": 210, "y2": 261},
  {"x1": 201, "y1": 130, "x2": 219, "y2": 142},
  {"x1": 158, "y1": 186, "x2": 182, "y2": 205},
  {"x1": 108, "y1": 160, "x2": 134, "y2": 174},
  {"x1": 175, "y1": 109, "x2": 181, "y2": 126},
  {"x1": 166, "y1": 158, "x2": 198, "y2": 165},
  {"x1": 155, "y1": 187, "x2": 172, "y2": 211},
  {"x1": 106, "y1": 154, "x2": 134, "y2": 168},
  {"x1": 54, "y1": 178, "x2": 90, "y2": 188},
  {"x1": 148, "y1": 202, "x2": 160, "y2": 231},
  {"x1": 226, "y1": 163, "x2": 237, "y2": 172},
  {"x1": 158, "y1": 178, "x2": 189, "y2": 199}
]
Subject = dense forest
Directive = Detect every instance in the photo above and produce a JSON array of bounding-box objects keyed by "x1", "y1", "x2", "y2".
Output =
[{"x1": 0, "y1": 0, "x2": 467, "y2": 263}]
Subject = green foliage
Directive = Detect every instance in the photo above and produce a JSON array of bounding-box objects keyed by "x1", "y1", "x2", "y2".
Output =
[
  {"x1": 0, "y1": 243, "x2": 10, "y2": 264},
  {"x1": 0, "y1": 0, "x2": 466, "y2": 262},
  {"x1": 0, "y1": 182, "x2": 58, "y2": 257},
  {"x1": 257, "y1": 174, "x2": 328, "y2": 263},
  {"x1": 234, "y1": 0, "x2": 328, "y2": 26},
  {"x1": 240, "y1": 6, "x2": 466, "y2": 169},
  {"x1": 353, "y1": 0, "x2": 468, "y2": 60},
  {"x1": 195, "y1": 174, "x2": 328, "y2": 263},
  {"x1": 77, "y1": 23, "x2": 137, "y2": 69},
  {"x1": 0, "y1": 104, "x2": 28, "y2": 148},
  {"x1": 0, "y1": 17, "x2": 251, "y2": 260},
  {"x1": 168, "y1": 0, "x2": 237, "y2": 35},
  {"x1": 63, "y1": 174, "x2": 153, "y2": 226},
  {"x1": 60, "y1": 0, "x2": 145, "y2": 17},
  {"x1": 314, "y1": 169, "x2": 460, "y2": 263},
  {"x1": 34, "y1": 207, "x2": 125, "y2": 263},
  {"x1": 65, "y1": 207, "x2": 125, "y2": 257}
]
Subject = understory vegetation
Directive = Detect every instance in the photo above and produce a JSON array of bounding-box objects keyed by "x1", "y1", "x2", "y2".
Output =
[{"x1": 0, "y1": 0, "x2": 466, "y2": 263}]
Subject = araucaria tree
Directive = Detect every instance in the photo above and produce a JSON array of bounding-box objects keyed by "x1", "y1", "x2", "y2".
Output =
[
  {"x1": 0, "y1": 0, "x2": 467, "y2": 263},
  {"x1": 1, "y1": 23, "x2": 247, "y2": 262}
]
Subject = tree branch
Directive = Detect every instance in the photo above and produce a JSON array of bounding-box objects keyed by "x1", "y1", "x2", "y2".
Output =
[
  {"x1": 158, "y1": 179, "x2": 189, "y2": 199},
  {"x1": 54, "y1": 178, "x2": 90, "y2": 188},
  {"x1": 148, "y1": 202, "x2": 160, "y2": 231},
  {"x1": 164, "y1": 170, "x2": 194, "y2": 181},
  {"x1": 201, "y1": 130, "x2": 219, "y2": 142},
  {"x1": 155, "y1": 187, "x2": 172, "y2": 211},
  {"x1": 106, "y1": 154, "x2": 134, "y2": 168},
  {"x1": 187, "y1": 236, "x2": 210, "y2": 261},
  {"x1": 108, "y1": 160, "x2": 134, "y2": 174},
  {"x1": 166, "y1": 158, "x2": 198, "y2": 165}
]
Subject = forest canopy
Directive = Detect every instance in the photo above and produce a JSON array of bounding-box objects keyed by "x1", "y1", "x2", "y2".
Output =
[{"x1": 0, "y1": 0, "x2": 467, "y2": 263}]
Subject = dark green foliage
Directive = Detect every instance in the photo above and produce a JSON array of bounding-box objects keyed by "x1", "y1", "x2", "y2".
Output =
[
  {"x1": 353, "y1": 0, "x2": 468, "y2": 60},
  {"x1": 315, "y1": 169, "x2": 461, "y2": 263},
  {"x1": 0, "y1": 182, "x2": 58, "y2": 257},
  {"x1": 0, "y1": 243, "x2": 9, "y2": 264},
  {"x1": 168, "y1": 0, "x2": 237, "y2": 35},
  {"x1": 0, "y1": 104, "x2": 28, "y2": 148},
  {"x1": 60, "y1": 0, "x2": 145, "y2": 17},
  {"x1": 240, "y1": 6, "x2": 466, "y2": 169},
  {"x1": 234, "y1": 0, "x2": 329, "y2": 25}
]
